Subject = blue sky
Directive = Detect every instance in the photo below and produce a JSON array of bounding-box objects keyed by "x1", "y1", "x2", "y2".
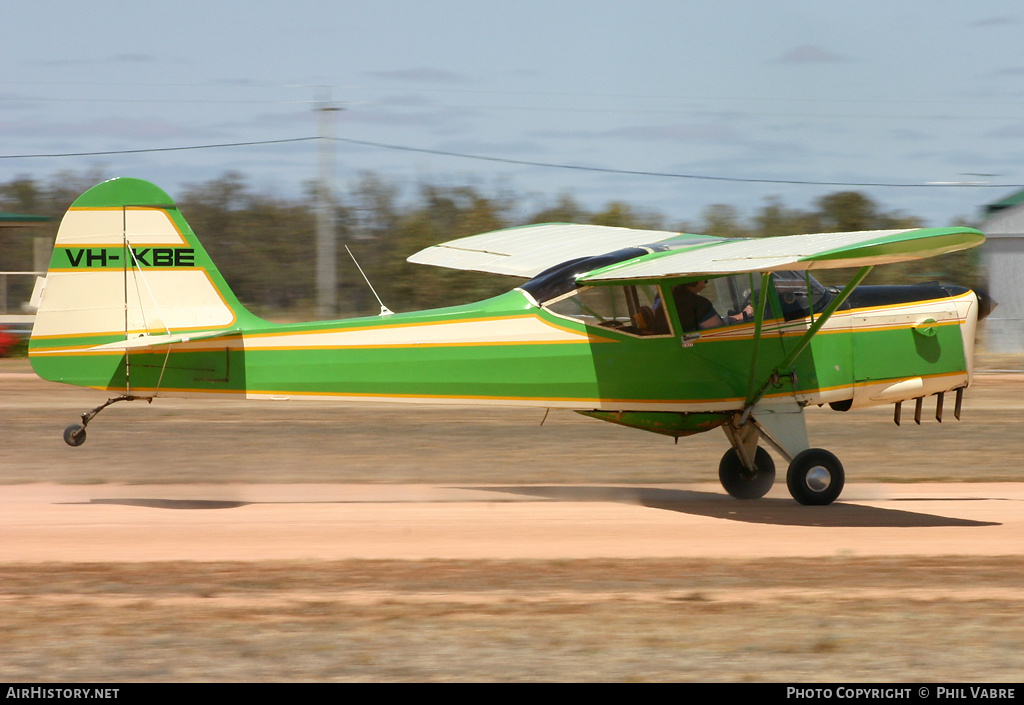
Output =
[{"x1": 4, "y1": 1, "x2": 1024, "y2": 228}]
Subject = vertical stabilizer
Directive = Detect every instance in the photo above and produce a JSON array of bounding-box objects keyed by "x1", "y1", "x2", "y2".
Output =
[{"x1": 29, "y1": 177, "x2": 258, "y2": 384}]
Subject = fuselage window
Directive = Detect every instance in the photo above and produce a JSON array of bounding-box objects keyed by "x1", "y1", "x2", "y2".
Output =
[{"x1": 546, "y1": 284, "x2": 671, "y2": 337}]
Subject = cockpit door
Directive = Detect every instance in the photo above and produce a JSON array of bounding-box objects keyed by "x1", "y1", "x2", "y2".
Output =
[{"x1": 666, "y1": 273, "x2": 791, "y2": 403}]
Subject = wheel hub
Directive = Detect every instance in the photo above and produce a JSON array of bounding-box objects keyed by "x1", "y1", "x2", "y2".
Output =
[{"x1": 805, "y1": 465, "x2": 832, "y2": 492}]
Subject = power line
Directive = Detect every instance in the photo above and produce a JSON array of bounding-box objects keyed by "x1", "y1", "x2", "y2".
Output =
[
  {"x1": 0, "y1": 137, "x2": 319, "y2": 159},
  {"x1": 331, "y1": 136, "x2": 1024, "y2": 189},
  {"x1": 2, "y1": 134, "x2": 1021, "y2": 190}
]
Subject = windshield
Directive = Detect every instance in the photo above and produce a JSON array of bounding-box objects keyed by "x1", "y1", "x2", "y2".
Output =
[{"x1": 772, "y1": 271, "x2": 831, "y2": 320}]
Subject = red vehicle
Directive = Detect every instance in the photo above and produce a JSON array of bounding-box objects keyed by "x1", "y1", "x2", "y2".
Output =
[{"x1": 0, "y1": 326, "x2": 18, "y2": 357}]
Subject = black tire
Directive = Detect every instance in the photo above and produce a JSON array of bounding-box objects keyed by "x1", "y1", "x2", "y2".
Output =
[
  {"x1": 718, "y1": 446, "x2": 775, "y2": 500},
  {"x1": 63, "y1": 424, "x2": 86, "y2": 447},
  {"x1": 787, "y1": 448, "x2": 844, "y2": 505}
]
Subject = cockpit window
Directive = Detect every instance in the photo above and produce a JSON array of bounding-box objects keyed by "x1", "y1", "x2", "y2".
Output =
[
  {"x1": 671, "y1": 271, "x2": 832, "y2": 331},
  {"x1": 529, "y1": 258, "x2": 831, "y2": 336},
  {"x1": 545, "y1": 284, "x2": 671, "y2": 337},
  {"x1": 673, "y1": 274, "x2": 762, "y2": 332},
  {"x1": 772, "y1": 271, "x2": 831, "y2": 320}
]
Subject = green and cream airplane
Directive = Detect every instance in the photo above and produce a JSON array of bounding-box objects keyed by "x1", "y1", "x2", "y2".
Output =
[{"x1": 28, "y1": 177, "x2": 993, "y2": 505}]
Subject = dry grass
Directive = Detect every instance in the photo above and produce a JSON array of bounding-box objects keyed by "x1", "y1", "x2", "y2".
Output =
[{"x1": 3, "y1": 559, "x2": 1023, "y2": 682}]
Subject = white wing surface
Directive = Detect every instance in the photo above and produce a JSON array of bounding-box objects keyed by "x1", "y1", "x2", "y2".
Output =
[
  {"x1": 407, "y1": 223, "x2": 717, "y2": 278},
  {"x1": 577, "y1": 227, "x2": 985, "y2": 282}
]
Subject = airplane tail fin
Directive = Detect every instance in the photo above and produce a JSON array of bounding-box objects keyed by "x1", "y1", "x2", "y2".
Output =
[{"x1": 29, "y1": 177, "x2": 260, "y2": 386}]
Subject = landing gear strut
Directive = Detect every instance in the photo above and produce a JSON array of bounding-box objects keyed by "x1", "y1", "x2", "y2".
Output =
[
  {"x1": 62, "y1": 394, "x2": 152, "y2": 447},
  {"x1": 721, "y1": 406, "x2": 848, "y2": 504}
]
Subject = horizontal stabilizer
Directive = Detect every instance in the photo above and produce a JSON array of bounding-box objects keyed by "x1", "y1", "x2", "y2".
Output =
[{"x1": 86, "y1": 328, "x2": 241, "y2": 352}]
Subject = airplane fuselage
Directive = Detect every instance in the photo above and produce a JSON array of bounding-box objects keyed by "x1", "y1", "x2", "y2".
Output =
[{"x1": 30, "y1": 279, "x2": 981, "y2": 437}]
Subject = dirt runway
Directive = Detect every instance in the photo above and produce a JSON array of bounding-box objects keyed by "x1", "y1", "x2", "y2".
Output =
[{"x1": 2, "y1": 481, "x2": 1024, "y2": 563}]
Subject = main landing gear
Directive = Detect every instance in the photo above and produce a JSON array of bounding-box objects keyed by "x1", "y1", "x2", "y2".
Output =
[
  {"x1": 62, "y1": 394, "x2": 152, "y2": 447},
  {"x1": 718, "y1": 445, "x2": 846, "y2": 505}
]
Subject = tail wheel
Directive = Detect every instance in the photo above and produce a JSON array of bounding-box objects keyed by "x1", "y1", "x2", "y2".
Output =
[
  {"x1": 787, "y1": 449, "x2": 844, "y2": 505},
  {"x1": 63, "y1": 424, "x2": 86, "y2": 447},
  {"x1": 718, "y1": 446, "x2": 775, "y2": 500}
]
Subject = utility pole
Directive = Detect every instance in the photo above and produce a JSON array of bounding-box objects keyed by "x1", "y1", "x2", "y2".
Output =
[{"x1": 316, "y1": 89, "x2": 342, "y2": 319}]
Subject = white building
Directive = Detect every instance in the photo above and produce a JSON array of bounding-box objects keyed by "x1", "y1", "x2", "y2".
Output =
[{"x1": 982, "y1": 190, "x2": 1024, "y2": 353}]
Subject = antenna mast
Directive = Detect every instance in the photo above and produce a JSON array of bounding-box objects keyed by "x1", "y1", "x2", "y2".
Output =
[{"x1": 345, "y1": 245, "x2": 394, "y2": 316}]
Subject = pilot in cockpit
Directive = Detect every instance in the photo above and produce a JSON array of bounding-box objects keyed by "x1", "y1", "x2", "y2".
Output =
[{"x1": 673, "y1": 280, "x2": 753, "y2": 332}]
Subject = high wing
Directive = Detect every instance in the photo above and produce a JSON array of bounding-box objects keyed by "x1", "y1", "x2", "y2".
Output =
[
  {"x1": 408, "y1": 223, "x2": 984, "y2": 282},
  {"x1": 578, "y1": 226, "x2": 984, "y2": 282},
  {"x1": 406, "y1": 223, "x2": 721, "y2": 278}
]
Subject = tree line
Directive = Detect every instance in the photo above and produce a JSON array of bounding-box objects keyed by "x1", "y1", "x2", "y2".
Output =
[{"x1": 0, "y1": 170, "x2": 984, "y2": 320}]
